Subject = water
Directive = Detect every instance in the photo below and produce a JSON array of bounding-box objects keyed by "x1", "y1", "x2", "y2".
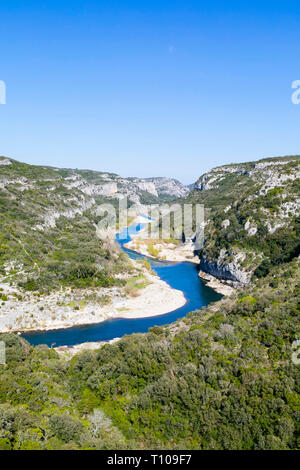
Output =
[{"x1": 22, "y1": 224, "x2": 221, "y2": 347}]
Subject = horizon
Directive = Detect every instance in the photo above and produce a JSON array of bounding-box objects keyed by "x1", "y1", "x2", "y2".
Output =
[
  {"x1": 1, "y1": 152, "x2": 300, "y2": 185},
  {"x1": 1, "y1": 1, "x2": 300, "y2": 184}
]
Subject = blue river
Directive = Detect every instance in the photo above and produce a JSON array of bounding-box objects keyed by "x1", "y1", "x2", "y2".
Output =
[{"x1": 22, "y1": 224, "x2": 221, "y2": 347}]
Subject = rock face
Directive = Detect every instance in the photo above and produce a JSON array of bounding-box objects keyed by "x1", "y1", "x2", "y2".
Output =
[
  {"x1": 244, "y1": 219, "x2": 257, "y2": 236},
  {"x1": 189, "y1": 155, "x2": 300, "y2": 286},
  {"x1": 194, "y1": 157, "x2": 300, "y2": 197},
  {"x1": 199, "y1": 248, "x2": 252, "y2": 286},
  {"x1": 221, "y1": 219, "x2": 230, "y2": 229},
  {"x1": 135, "y1": 181, "x2": 158, "y2": 197},
  {"x1": 199, "y1": 257, "x2": 251, "y2": 286},
  {"x1": 145, "y1": 177, "x2": 189, "y2": 199},
  {"x1": 0, "y1": 156, "x2": 190, "y2": 232},
  {"x1": 59, "y1": 170, "x2": 188, "y2": 205},
  {"x1": 0, "y1": 158, "x2": 12, "y2": 166},
  {"x1": 195, "y1": 166, "x2": 246, "y2": 191}
]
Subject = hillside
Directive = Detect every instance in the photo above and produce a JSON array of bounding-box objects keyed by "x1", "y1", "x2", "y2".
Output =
[
  {"x1": 0, "y1": 258, "x2": 299, "y2": 450},
  {"x1": 0, "y1": 156, "x2": 187, "y2": 332},
  {"x1": 142, "y1": 177, "x2": 189, "y2": 200},
  {"x1": 0, "y1": 156, "x2": 188, "y2": 290},
  {"x1": 0, "y1": 154, "x2": 299, "y2": 450},
  {"x1": 184, "y1": 155, "x2": 300, "y2": 285},
  {"x1": 122, "y1": 156, "x2": 300, "y2": 279},
  {"x1": 0, "y1": 156, "x2": 127, "y2": 293}
]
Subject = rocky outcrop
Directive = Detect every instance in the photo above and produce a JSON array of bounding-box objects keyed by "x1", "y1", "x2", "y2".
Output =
[
  {"x1": 0, "y1": 156, "x2": 191, "y2": 236},
  {"x1": 34, "y1": 198, "x2": 96, "y2": 230},
  {"x1": 62, "y1": 173, "x2": 188, "y2": 204},
  {"x1": 199, "y1": 257, "x2": 251, "y2": 286},
  {"x1": 195, "y1": 166, "x2": 247, "y2": 191},
  {"x1": 0, "y1": 158, "x2": 12, "y2": 166},
  {"x1": 145, "y1": 177, "x2": 189, "y2": 199},
  {"x1": 244, "y1": 219, "x2": 258, "y2": 236},
  {"x1": 194, "y1": 156, "x2": 300, "y2": 195},
  {"x1": 198, "y1": 271, "x2": 235, "y2": 295},
  {"x1": 135, "y1": 180, "x2": 158, "y2": 197},
  {"x1": 189, "y1": 156, "x2": 300, "y2": 286}
]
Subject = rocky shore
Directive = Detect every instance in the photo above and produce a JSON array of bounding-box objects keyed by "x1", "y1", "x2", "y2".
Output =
[
  {"x1": 54, "y1": 337, "x2": 121, "y2": 358},
  {"x1": 124, "y1": 227, "x2": 236, "y2": 297},
  {"x1": 198, "y1": 271, "x2": 235, "y2": 296},
  {"x1": 0, "y1": 262, "x2": 186, "y2": 333},
  {"x1": 124, "y1": 237, "x2": 200, "y2": 264}
]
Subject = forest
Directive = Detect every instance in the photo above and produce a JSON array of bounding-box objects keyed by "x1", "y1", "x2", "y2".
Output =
[{"x1": 0, "y1": 259, "x2": 299, "y2": 449}]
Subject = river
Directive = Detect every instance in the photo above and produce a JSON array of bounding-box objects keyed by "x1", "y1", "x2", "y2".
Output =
[{"x1": 22, "y1": 223, "x2": 221, "y2": 347}]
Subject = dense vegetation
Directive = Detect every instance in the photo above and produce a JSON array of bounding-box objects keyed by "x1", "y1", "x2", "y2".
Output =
[
  {"x1": 176, "y1": 156, "x2": 300, "y2": 280},
  {"x1": 0, "y1": 259, "x2": 299, "y2": 450},
  {"x1": 0, "y1": 155, "x2": 299, "y2": 450},
  {"x1": 0, "y1": 156, "x2": 187, "y2": 292},
  {"x1": 0, "y1": 157, "x2": 131, "y2": 292},
  {"x1": 184, "y1": 155, "x2": 300, "y2": 213}
]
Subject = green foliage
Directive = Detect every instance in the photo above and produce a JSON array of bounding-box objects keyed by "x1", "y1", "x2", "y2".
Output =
[
  {"x1": 189, "y1": 157, "x2": 300, "y2": 279},
  {"x1": 0, "y1": 261, "x2": 298, "y2": 450},
  {"x1": 0, "y1": 158, "x2": 130, "y2": 292},
  {"x1": 0, "y1": 155, "x2": 299, "y2": 450},
  {"x1": 48, "y1": 414, "x2": 83, "y2": 443},
  {"x1": 238, "y1": 296, "x2": 257, "y2": 305}
]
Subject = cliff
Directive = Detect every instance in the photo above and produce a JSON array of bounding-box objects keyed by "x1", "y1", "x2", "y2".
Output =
[
  {"x1": 186, "y1": 155, "x2": 300, "y2": 285},
  {"x1": 0, "y1": 156, "x2": 189, "y2": 293}
]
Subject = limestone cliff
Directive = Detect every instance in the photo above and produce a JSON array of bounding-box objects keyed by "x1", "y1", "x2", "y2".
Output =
[{"x1": 187, "y1": 156, "x2": 300, "y2": 285}]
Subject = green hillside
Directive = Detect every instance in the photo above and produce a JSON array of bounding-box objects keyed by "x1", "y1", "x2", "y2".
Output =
[
  {"x1": 0, "y1": 259, "x2": 299, "y2": 450},
  {"x1": 182, "y1": 155, "x2": 300, "y2": 283},
  {"x1": 0, "y1": 157, "x2": 129, "y2": 292},
  {"x1": 0, "y1": 155, "x2": 299, "y2": 450}
]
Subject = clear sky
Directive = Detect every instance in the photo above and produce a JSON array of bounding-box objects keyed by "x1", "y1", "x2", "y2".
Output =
[{"x1": 1, "y1": 1, "x2": 300, "y2": 184}]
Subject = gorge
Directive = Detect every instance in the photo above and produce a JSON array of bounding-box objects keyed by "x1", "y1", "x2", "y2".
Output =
[
  {"x1": 0, "y1": 154, "x2": 299, "y2": 450},
  {"x1": 22, "y1": 223, "x2": 221, "y2": 347}
]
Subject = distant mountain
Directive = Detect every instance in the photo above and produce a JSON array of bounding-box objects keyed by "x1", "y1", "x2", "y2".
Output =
[
  {"x1": 0, "y1": 156, "x2": 189, "y2": 291},
  {"x1": 0, "y1": 156, "x2": 189, "y2": 205},
  {"x1": 143, "y1": 177, "x2": 189, "y2": 200}
]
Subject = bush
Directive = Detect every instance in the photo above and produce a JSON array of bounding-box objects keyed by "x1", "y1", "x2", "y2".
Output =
[{"x1": 49, "y1": 414, "x2": 83, "y2": 443}]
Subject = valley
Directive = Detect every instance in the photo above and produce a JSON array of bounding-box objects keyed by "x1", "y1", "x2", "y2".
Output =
[{"x1": 0, "y1": 154, "x2": 299, "y2": 450}]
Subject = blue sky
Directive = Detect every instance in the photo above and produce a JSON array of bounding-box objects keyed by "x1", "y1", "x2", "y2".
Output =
[{"x1": 0, "y1": 0, "x2": 300, "y2": 184}]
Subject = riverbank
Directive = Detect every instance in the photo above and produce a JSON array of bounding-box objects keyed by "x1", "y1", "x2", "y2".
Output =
[
  {"x1": 124, "y1": 237, "x2": 200, "y2": 264},
  {"x1": 55, "y1": 337, "x2": 121, "y2": 358},
  {"x1": 198, "y1": 271, "x2": 235, "y2": 296},
  {"x1": 0, "y1": 260, "x2": 186, "y2": 333},
  {"x1": 124, "y1": 225, "x2": 235, "y2": 297}
]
